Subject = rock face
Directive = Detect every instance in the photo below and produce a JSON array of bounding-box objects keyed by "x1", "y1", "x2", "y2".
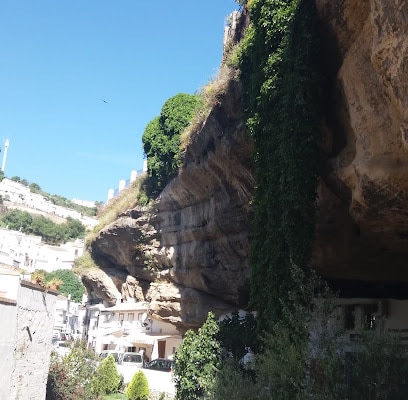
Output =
[
  {"x1": 87, "y1": 73, "x2": 254, "y2": 332},
  {"x1": 314, "y1": 0, "x2": 408, "y2": 289},
  {"x1": 84, "y1": 1, "x2": 408, "y2": 332}
]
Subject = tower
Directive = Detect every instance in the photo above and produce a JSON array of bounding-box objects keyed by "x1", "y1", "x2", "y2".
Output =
[{"x1": 1, "y1": 138, "x2": 9, "y2": 172}]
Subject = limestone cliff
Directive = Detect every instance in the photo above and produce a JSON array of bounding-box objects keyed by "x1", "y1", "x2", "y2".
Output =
[
  {"x1": 314, "y1": 0, "x2": 408, "y2": 292},
  {"x1": 87, "y1": 73, "x2": 253, "y2": 333},
  {"x1": 83, "y1": 1, "x2": 408, "y2": 332}
]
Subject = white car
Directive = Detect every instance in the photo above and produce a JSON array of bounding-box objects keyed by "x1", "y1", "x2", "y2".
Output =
[
  {"x1": 120, "y1": 352, "x2": 143, "y2": 368},
  {"x1": 99, "y1": 350, "x2": 124, "y2": 364}
]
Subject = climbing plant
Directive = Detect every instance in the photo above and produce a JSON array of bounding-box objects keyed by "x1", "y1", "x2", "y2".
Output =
[{"x1": 236, "y1": 0, "x2": 326, "y2": 334}]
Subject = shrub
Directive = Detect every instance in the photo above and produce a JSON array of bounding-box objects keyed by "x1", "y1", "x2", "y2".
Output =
[
  {"x1": 91, "y1": 354, "x2": 122, "y2": 396},
  {"x1": 46, "y1": 346, "x2": 98, "y2": 400},
  {"x1": 125, "y1": 370, "x2": 150, "y2": 400},
  {"x1": 173, "y1": 312, "x2": 220, "y2": 400}
]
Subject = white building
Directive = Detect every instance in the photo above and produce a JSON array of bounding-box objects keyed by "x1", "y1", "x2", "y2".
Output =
[
  {"x1": 53, "y1": 294, "x2": 86, "y2": 340},
  {"x1": 0, "y1": 227, "x2": 84, "y2": 272},
  {"x1": 85, "y1": 301, "x2": 182, "y2": 362}
]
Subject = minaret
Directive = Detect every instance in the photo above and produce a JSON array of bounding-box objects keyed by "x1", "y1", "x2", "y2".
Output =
[{"x1": 1, "y1": 138, "x2": 9, "y2": 172}]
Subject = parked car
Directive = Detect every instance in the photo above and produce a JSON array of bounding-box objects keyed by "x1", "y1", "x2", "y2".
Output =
[
  {"x1": 99, "y1": 350, "x2": 123, "y2": 364},
  {"x1": 143, "y1": 358, "x2": 174, "y2": 372},
  {"x1": 120, "y1": 352, "x2": 144, "y2": 368}
]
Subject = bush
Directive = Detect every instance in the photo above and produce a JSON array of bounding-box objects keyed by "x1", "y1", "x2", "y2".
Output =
[
  {"x1": 173, "y1": 312, "x2": 220, "y2": 400},
  {"x1": 46, "y1": 345, "x2": 98, "y2": 400},
  {"x1": 91, "y1": 354, "x2": 122, "y2": 396},
  {"x1": 126, "y1": 370, "x2": 150, "y2": 400}
]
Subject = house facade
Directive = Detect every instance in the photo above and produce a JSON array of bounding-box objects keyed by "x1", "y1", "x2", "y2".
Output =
[
  {"x1": 85, "y1": 300, "x2": 182, "y2": 362},
  {"x1": 53, "y1": 294, "x2": 86, "y2": 340},
  {"x1": 0, "y1": 227, "x2": 84, "y2": 272},
  {"x1": 335, "y1": 297, "x2": 408, "y2": 342}
]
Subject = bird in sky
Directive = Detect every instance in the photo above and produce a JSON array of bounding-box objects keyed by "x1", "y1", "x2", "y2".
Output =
[{"x1": 100, "y1": 99, "x2": 109, "y2": 104}]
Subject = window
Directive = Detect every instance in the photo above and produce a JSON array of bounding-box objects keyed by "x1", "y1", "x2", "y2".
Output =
[
  {"x1": 119, "y1": 313, "x2": 125, "y2": 326},
  {"x1": 128, "y1": 313, "x2": 134, "y2": 322}
]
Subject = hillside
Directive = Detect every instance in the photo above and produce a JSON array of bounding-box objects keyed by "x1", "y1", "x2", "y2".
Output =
[{"x1": 0, "y1": 177, "x2": 98, "y2": 230}]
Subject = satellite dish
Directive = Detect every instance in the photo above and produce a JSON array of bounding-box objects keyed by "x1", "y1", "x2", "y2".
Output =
[{"x1": 141, "y1": 313, "x2": 147, "y2": 322}]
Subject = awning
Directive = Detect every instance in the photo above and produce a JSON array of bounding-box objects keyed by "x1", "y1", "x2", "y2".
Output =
[
  {"x1": 126, "y1": 334, "x2": 172, "y2": 346},
  {"x1": 114, "y1": 337, "x2": 134, "y2": 347},
  {"x1": 89, "y1": 327, "x2": 122, "y2": 339},
  {"x1": 101, "y1": 334, "x2": 120, "y2": 344}
]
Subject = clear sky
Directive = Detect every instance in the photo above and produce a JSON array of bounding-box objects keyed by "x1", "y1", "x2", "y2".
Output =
[{"x1": 0, "y1": 0, "x2": 238, "y2": 203}]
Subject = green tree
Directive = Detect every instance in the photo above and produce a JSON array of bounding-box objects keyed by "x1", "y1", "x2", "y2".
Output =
[
  {"x1": 65, "y1": 217, "x2": 86, "y2": 240},
  {"x1": 142, "y1": 93, "x2": 201, "y2": 197},
  {"x1": 218, "y1": 311, "x2": 259, "y2": 361},
  {"x1": 45, "y1": 269, "x2": 85, "y2": 302},
  {"x1": 47, "y1": 340, "x2": 98, "y2": 400},
  {"x1": 126, "y1": 370, "x2": 150, "y2": 400},
  {"x1": 10, "y1": 176, "x2": 21, "y2": 182},
  {"x1": 91, "y1": 354, "x2": 122, "y2": 396},
  {"x1": 1, "y1": 209, "x2": 33, "y2": 230},
  {"x1": 174, "y1": 312, "x2": 220, "y2": 400},
  {"x1": 29, "y1": 182, "x2": 42, "y2": 193},
  {"x1": 0, "y1": 209, "x2": 85, "y2": 244}
]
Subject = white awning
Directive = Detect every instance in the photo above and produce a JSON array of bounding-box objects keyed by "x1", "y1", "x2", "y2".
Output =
[
  {"x1": 126, "y1": 334, "x2": 173, "y2": 346},
  {"x1": 101, "y1": 334, "x2": 120, "y2": 344}
]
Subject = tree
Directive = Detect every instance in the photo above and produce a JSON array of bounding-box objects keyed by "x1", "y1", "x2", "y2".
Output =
[
  {"x1": 218, "y1": 311, "x2": 259, "y2": 361},
  {"x1": 46, "y1": 341, "x2": 98, "y2": 400},
  {"x1": 29, "y1": 182, "x2": 41, "y2": 193},
  {"x1": 45, "y1": 269, "x2": 85, "y2": 302},
  {"x1": 90, "y1": 354, "x2": 122, "y2": 396},
  {"x1": 126, "y1": 370, "x2": 150, "y2": 400},
  {"x1": 0, "y1": 209, "x2": 86, "y2": 244},
  {"x1": 142, "y1": 93, "x2": 201, "y2": 197},
  {"x1": 174, "y1": 312, "x2": 220, "y2": 400},
  {"x1": 1, "y1": 209, "x2": 33, "y2": 231},
  {"x1": 65, "y1": 217, "x2": 85, "y2": 240}
]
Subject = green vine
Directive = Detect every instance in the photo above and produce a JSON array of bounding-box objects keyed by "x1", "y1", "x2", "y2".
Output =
[{"x1": 237, "y1": 0, "x2": 326, "y2": 334}]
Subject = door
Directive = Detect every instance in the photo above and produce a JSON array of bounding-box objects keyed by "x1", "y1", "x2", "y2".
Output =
[{"x1": 158, "y1": 340, "x2": 166, "y2": 358}]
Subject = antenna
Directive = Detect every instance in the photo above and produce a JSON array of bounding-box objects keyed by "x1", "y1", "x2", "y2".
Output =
[{"x1": 1, "y1": 138, "x2": 9, "y2": 172}]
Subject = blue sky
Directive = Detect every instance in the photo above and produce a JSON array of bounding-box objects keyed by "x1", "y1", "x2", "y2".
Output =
[{"x1": 0, "y1": 1, "x2": 238, "y2": 203}]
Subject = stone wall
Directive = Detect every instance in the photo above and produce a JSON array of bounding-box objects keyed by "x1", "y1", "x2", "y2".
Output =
[{"x1": 0, "y1": 278, "x2": 57, "y2": 400}]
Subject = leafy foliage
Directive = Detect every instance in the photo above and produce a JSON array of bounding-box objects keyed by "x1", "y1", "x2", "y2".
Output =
[
  {"x1": 236, "y1": 0, "x2": 326, "y2": 333},
  {"x1": 174, "y1": 312, "x2": 220, "y2": 400},
  {"x1": 91, "y1": 354, "x2": 122, "y2": 396},
  {"x1": 217, "y1": 311, "x2": 259, "y2": 361},
  {"x1": 125, "y1": 369, "x2": 150, "y2": 400},
  {"x1": 142, "y1": 93, "x2": 201, "y2": 197},
  {"x1": 45, "y1": 269, "x2": 85, "y2": 302},
  {"x1": 46, "y1": 340, "x2": 99, "y2": 400},
  {"x1": 0, "y1": 209, "x2": 85, "y2": 244}
]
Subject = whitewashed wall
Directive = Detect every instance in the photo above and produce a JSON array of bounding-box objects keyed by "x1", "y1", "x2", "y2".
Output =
[{"x1": 3, "y1": 281, "x2": 58, "y2": 400}]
